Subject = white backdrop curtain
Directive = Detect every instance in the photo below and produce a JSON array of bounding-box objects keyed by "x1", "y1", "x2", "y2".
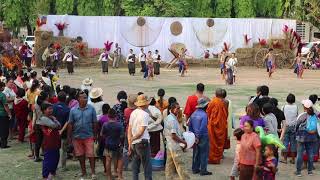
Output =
[{"x1": 40, "y1": 15, "x2": 296, "y2": 62}]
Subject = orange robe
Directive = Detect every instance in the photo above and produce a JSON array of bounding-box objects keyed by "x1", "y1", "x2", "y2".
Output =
[{"x1": 206, "y1": 97, "x2": 228, "y2": 164}]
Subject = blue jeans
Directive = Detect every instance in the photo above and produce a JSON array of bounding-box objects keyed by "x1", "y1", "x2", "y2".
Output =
[
  {"x1": 282, "y1": 126, "x2": 297, "y2": 153},
  {"x1": 132, "y1": 141, "x2": 152, "y2": 180},
  {"x1": 178, "y1": 63, "x2": 185, "y2": 73},
  {"x1": 192, "y1": 135, "x2": 209, "y2": 173},
  {"x1": 296, "y1": 141, "x2": 314, "y2": 173},
  {"x1": 143, "y1": 67, "x2": 148, "y2": 78}
]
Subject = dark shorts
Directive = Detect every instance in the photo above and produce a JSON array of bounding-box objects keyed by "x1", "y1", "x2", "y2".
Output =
[{"x1": 104, "y1": 148, "x2": 123, "y2": 159}]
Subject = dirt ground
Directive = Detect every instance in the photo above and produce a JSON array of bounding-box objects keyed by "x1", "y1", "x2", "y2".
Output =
[{"x1": 0, "y1": 67, "x2": 319, "y2": 180}]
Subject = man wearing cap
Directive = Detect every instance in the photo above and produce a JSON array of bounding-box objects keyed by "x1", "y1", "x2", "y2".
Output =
[
  {"x1": 164, "y1": 102, "x2": 190, "y2": 180},
  {"x1": 189, "y1": 98, "x2": 212, "y2": 176},
  {"x1": 295, "y1": 99, "x2": 318, "y2": 177},
  {"x1": 67, "y1": 91, "x2": 98, "y2": 179},
  {"x1": 127, "y1": 95, "x2": 152, "y2": 180}
]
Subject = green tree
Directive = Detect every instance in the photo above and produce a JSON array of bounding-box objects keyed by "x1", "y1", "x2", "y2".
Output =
[
  {"x1": 77, "y1": 0, "x2": 101, "y2": 16},
  {"x1": 215, "y1": 0, "x2": 232, "y2": 17},
  {"x1": 56, "y1": 0, "x2": 75, "y2": 15},
  {"x1": 255, "y1": 0, "x2": 282, "y2": 17},
  {"x1": 3, "y1": 0, "x2": 37, "y2": 36},
  {"x1": 102, "y1": 0, "x2": 123, "y2": 16},
  {"x1": 190, "y1": 0, "x2": 214, "y2": 17},
  {"x1": 234, "y1": 0, "x2": 255, "y2": 17},
  {"x1": 154, "y1": 0, "x2": 192, "y2": 17}
]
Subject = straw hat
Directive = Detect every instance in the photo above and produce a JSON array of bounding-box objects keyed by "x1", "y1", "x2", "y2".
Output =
[
  {"x1": 134, "y1": 95, "x2": 149, "y2": 107},
  {"x1": 82, "y1": 78, "x2": 93, "y2": 86},
  {"x1": 128, "y1": 94, "x2": 138, "y2": 109},
  {"x1": 89, "y1": 88, "x2": 103, "y2": 99}
]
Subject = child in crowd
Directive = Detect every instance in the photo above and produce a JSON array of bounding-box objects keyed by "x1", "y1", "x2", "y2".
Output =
[
  {"x1": 39, "y1": 103, "x2": 61, "y2": 180},
  {"x1": 97, "y1": 103, "x2": 111, "y2": 173},
  {"x1": 101, "y1": 109, "x2": 124, "y2": 180},
  {"x1": 230, "y1": 128, "x2": 244, "y2": 180},
  {"x1": 262, "y1": 103, "x2": 278, "y2": 136},
  {"x1": 13, "y1": 88, "x2": 29, "y2": 142},
  {"x1": 27, "y1": 112, "x2": 36, "y2": 159},
  {"x1": 280, "y1": 93, "x2": 298, "y2": 164},
  {"x1": 259, "y1": 144, "x2": 278, "y2": 180}
]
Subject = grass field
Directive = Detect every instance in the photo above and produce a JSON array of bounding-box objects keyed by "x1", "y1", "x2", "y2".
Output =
[{"x1": 0, "y1": 67, "x2": 319, "y2": 180}]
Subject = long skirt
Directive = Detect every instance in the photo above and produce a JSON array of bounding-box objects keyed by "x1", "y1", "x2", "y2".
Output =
[
  {"x1": 66, "y1": 61, "x2": 74, "y2": 74},
  {"x1": 140, "y1": 61, "x2": 146, "y2": 72},
  {"x1": 154, "y1": 62, "x2": 160, "y2": 75},
  {"x1": 128, "y1": 62, "x2": 135, "y2": 75},
  {"x1": 52, "y1": 60, "x2": 59, "y2": 70},
  {"x1": 226, "y1": 68, "x2": 233, "y2": 85},
  {"x1": 42, "y1": 149, "x2": 60, "y2": 178},
  {"x1": 0, "y1": 116, "x2": 10, "y2": 148},
  {"x1": 101, "y1": 61, "x2": 108, "y2": 73},
  {"x1": 149, "y1": 130, "x2": 161, "y2": 157}
]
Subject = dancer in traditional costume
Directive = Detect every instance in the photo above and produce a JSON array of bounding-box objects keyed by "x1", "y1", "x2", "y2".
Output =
[
  {"x1": 139, "y1": 48, "x2": 147, "y2": 73},
  {"x1": 220, "y1": 50, "x2": 226, "y2": 80},
  {"x1": 51, "y1": 47, "x2": 61, "y2": 71},
  {"x1": 294, "y1": 53, "x2": 304, "y2": 78},
  {"x1": 152, "y1": 50, "x2": 161, "y2": 75},
  {"x1": 98, "y1": 49, "x2": 112, "y2": 74},
  {"x1": 265, "y1": 48, "x2": 275, "y2": 78},
  {"x1": 126, "y1": 49, "x2": 136, "y2": 76},
  {"x1": 98, "y1": 42, "x2": 113, "y2": 74},
  {"x1": 146, "y1": 51, "x2": 154, "y2": 80},
  {"x1": 178, "y1": 48, "x2": 188, "y2": 77},
  {"x1": 225, "y1": 53, "x2": 238, "y2": 85},
  {"x1": 62, "y1": 49, "x2": 78, "y2": 74},
  {"x1": 112, "y1": 43, "x2": 121, "y2": 68},
  {"x1": 206, "y1": 88, "x2": 228, "y2": 164}
]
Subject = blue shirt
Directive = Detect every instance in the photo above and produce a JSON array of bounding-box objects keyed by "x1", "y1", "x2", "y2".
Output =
[
  {"x1": 69, "y1": 104, "x2": 97, "y2": 139},
  {"x1": 189, "y1": 109, "x2": 208, "y2": 138},
  {"x1": 53, "y1": 102, "x2": 70, "y2": 138},
  {"x1": 101, "y1": 121, "x2": 124, "y2": 150}
]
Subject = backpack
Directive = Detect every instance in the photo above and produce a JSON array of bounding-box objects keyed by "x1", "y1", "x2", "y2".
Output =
[{"x1": 306, "y1": 114, "x2": 318, "y2": 133}]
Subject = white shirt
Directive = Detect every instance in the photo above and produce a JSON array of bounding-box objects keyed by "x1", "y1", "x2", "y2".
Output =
[
  {"x1": 282, "y1": 104, "x2": 298, "y2": 127},
  {"x1": 147, "y1": 105, "x2": 163, "y2": 132},
  {"x1": 126, "y1": 53, "x2": 135, "y2": 63},
  {"x1": 129, "y1": 108, "x2": 150, "y2": 144},
  {"x1": 264, "y1": 113, "x2": 278, "y2": 136},
  {"x1": 226, "y1": 58, "x2": 237, "y2": 69},
  {"x1": 41, "y1": 76, "x2": 51, "y2": 86},
  {"x1": 152, "y1": 54, "x2": 161, "y2": 62},
  {"x1": 26, "y1": 49, "x2": 33, "y2": 58},
  {"x1": 3, "y1": 87, "x2": 16, "y2": 109},
  {"x1": 164, "y1": 113, "x2": 183, "y2": 151},
  {"x1": 138, "y1": 52, "x2": 146, "y2": 62},
  {"x1": 89, "y1": 101, "x2": 105, "y2": 118},
  {"x1": 98, "y1": 52, "x2": 109, "y2": 62},
  {"x1": 63, "y1": 52, "x2": 78, "y2": 62}
]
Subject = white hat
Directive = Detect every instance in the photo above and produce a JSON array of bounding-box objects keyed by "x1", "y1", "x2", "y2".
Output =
[
  {"x1": 82, "y1": 78, "x2": 93, "y2": 86},
  {"x1": 301, "y1": 99, "x2": 313, "y2": 109},
  {"x1": 89, "y1": 88, "x2": 103, "y2": 99}
]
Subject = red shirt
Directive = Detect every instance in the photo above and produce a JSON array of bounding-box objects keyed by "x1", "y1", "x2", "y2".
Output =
[
  {"x1": 124, "y1": 108, "x2": 135, "y2": 133},
  {"x1": 13, "y1": 98, "x2": 28, "y2": 121},
  {"x1": 184, "y1": 95, "x2": 198, "y2": 118},
  {"x1": 48, "y1": 97, "x2": 58, "y2": 104},
  {"x1": 42, "y1": 126, "x2": 61, "y2": 150}
]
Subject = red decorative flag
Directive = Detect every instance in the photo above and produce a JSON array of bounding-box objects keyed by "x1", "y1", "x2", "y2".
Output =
[
  {"x1": 258, "y1": 38, "x2": 267, "y2": 46},
  {"x1": 244, "y1": 34, "x2": 252, "y2": 45}
]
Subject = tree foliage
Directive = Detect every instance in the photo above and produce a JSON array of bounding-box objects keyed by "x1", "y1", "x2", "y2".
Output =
[
  {"x1": 56, "y1": 0, "x2": 74, "y2": 15},
  {"x1": 234, "y1": 0, "x2": 255, "y2": 18},
  {"x1": 255, "y1": 0, "x2": 282, "y2": 18},
  {"x1": 214, "y1": 0, "x2": 232, "y2": 18},
  {"x1": 1, "y1": 0, "x2": 320, "y2": 35}
]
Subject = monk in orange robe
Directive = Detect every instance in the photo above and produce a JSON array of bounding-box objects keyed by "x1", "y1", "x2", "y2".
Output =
[{"x1": 206, "y1": 88, "x2": 228, "y2": 164}]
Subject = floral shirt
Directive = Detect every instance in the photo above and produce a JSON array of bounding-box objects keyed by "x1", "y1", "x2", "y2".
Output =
[{"x1": 113, "y1": 103, "x2": 125, "y2": 128}]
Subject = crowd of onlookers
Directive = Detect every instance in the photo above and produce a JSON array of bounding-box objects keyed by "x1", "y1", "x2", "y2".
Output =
[{"x1": 0, "y1": 64, "x2": 319, "y2": 180}]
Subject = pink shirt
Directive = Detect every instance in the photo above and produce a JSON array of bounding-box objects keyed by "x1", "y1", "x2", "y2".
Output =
[{"x1": 239, "y1": 132, "x2": 261, "y2": 165}]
